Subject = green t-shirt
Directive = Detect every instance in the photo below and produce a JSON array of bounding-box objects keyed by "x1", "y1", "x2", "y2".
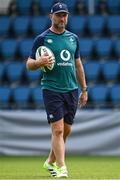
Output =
[{"x1": 30, "y1": 29, "x2": 80, "y2": 93}]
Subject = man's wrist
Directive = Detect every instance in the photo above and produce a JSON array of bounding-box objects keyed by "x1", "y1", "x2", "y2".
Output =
[
  {"x1": 81, "y1": 86, "x2": 88, "y2": 92},
  {"x1": 34, "y1": 60, "x2": 41, "y2": 69}
]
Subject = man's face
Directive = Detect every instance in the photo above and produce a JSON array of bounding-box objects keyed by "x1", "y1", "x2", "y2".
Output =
[{"x1": 51, "y1": 12, "x2": 68, "y2": 29}]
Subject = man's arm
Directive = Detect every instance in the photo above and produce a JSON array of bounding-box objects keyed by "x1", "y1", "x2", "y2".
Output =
[
  {"x1": 26, "y1": 56, "x2": 54, "y2": 71},
  {"x1": 75, "y1": 57, "x2": 87, "y2": 90},
  {"x1": 75, "y1": 57, "x2": 88, "y2": 108}
]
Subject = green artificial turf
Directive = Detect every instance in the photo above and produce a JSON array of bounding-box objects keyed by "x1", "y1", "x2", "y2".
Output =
[{"x1": 0, "y1": 156, "x2": 120, "y2": 179}]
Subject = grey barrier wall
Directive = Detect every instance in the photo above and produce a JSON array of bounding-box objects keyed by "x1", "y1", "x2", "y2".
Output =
[{"x1": 0, "y1": 110, "x2": 120, "y2": 156}]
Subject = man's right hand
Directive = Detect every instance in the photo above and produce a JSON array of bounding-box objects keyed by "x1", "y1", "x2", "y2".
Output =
[{"x1": 36, "y1": 55, "x2": 55, "y2": 67}]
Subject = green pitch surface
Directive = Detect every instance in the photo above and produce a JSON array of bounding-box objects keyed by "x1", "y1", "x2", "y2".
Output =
[{"x1": 0, "y1": 156, "x2": 120, "y2": 180}]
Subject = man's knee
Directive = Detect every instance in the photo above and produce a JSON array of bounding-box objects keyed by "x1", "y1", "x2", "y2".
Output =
[
  {"x1": 52, "y1": 128, "x2": 63, "y2": 137},
  {"x1": 51, "y1": 119, "x2": 64, "y2": 137}
]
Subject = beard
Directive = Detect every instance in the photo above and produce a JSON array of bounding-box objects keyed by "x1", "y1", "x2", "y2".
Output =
[{"x1": 54, "y1": 21, "x2": 67, "y2": 29}]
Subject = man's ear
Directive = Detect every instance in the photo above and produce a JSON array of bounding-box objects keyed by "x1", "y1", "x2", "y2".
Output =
[{"x1": 49, "y1": 14, "x2": 52, "y2": 20}]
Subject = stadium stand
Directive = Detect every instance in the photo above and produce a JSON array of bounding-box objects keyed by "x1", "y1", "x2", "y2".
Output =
[
  {"x1": 5, "y1": 62, "x2": 25, "y2": 84},
  {"x1": 95, "y1": 38, "x2": 113, "y2": 58},
  {"x1": 31, "y1": 16, "x2": 50, "y2": 35},
  {"x1": 16, "y1": 0, "x2": 33, "y2": 15},
  {"x1": 18, "y1": 39, "x2": 34, "y2": 59},
  {"x1": 0, "y1": 16, "x2": 11, "y2": 37},
  {"x1": 31, "y1": 86, "x2": 44, "y2": 108},
  {"x1": 89, "y1": 84, "x2": 110, "y2": 108},
  {"x1": 79, "y1": 38, "x2": 94, "y2": 58},
  {"x1": 0, "y1": 0, "x2": 120, "y2": 109},
  {"x1": 0, "y1": 86, "x2": 12, "y2": 108},
  {"x1": 107, "y1": 16, "x2": 120, "y2": 36},
  {"x1": 12, "y1": 16, "x2": 30, "y2": 37},
  {"x1": 38, "y1": 0, "x2": 54, "y2": 14},
  {"x1": 84, "y1": 61, "x2": 102, "y2": 82},
  {"x1": 1, "y1": 39, "x2": 18, "y2": 59},
  {"x1": 102, "y1": 61, "x2": 120, "y2": 82},
  {"x1": 68, "y1": 16, "x2": 86, "y2": 35},
  {"x1": 110, "y1": 85, "x2": 120, "y2": 108},
  {"x1": 87, "y1": 15, "x2": 106, "y2": 36},
  {"x1": 13, "y1": 86, "x2": 31, "y2": 109},
  {"x1": 74, "y1": 0, "x2": 87, "y2": 15},
  {"x1": 0, "y1": 63, "x2": 5, "y2": 82},
  {"x1": 96, "y1": 0, "x2": 108, "y2": 15},
  {"x1": 61, "y1": 0, "x2": 77, "y2": 14},
  {"x1": 26, "y1": 69, "x2": 42, "y2": 84},
  {"x1": 107, "y1": 0, "x2": 120, "y2": 14},
  {"x1": 114, "y1": 39, "x2": 120, "y2": 58}
]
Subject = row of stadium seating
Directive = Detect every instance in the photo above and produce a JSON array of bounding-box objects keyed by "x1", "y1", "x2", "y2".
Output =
[
  {"x1": 0, "y1": 84, "x2": 120, "y2": 109},
  {"x1": 0, "y1": 86, "x2": 43, "y2": 109},
  {"x1": 79, "y1": 38, "x2": 120, "y2": 58},
  {"x1": 9, "y1": 0, "x2": 120, "y2": 15},
  {"x1": 0, "y1": 15, "x2": 120, "y2": 37},
  {"x1": 84, "y1": 61, "x2": 120, "y2": 82},
  {"x1": 0, "y1": 38, "x2": 120, "y2": 60},
  {"x1": 0, "y1": 61, "x2": 120, "y2": 85},
  {"x1": 0, "y1": 1, "x2": 120, "y2": 109},
  {"x1": 0, "y1": 62, "x2": 42, "y2": 84}
]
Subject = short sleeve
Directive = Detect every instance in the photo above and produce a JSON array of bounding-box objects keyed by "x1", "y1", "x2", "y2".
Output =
[
  {"x1": 29, "y1": 35, "x2": 44, "y2": 59},
  {"x1": 75, "y1": 35, "x2": 80, "y2": 59}
]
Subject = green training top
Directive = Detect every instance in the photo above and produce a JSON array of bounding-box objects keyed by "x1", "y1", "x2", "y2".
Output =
[{"x1": 30, "y1": 29, "x2": 80, "y2": 93}]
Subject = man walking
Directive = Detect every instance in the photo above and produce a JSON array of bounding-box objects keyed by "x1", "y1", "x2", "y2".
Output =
[{"x1": 26, "y1": 2, "x2": 88, "y2": 178}]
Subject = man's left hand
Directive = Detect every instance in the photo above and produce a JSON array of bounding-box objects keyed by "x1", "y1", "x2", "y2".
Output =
[{"x1": 79, "y1": 91, "x2": 88, "y2": 108}]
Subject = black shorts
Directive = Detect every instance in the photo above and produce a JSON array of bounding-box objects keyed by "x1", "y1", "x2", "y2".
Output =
[{"x1": 43, "y1": 89, "x2": 78, "y2": 125}]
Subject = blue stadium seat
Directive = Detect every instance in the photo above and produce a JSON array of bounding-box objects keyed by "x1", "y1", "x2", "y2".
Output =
[
  {"x1": 89, "y1": 84, "x2": 109, "y2": 104},
  {"x1": 110, "y1": 85, "x2": 120, "y2": 105},
  {"x1": 13, "y1": 86, "x2": 31, "y2": 108},
  {"x1": 0, "y1": 86, "x2": 12, "y2": 108},
  {"x1": 0, "y1": 17, "x2": 11, "y2": 36},
  {"x1": 84, "y1": 61, "x2": 101, "y2": 82},
  {"x1": 68, "y1": 16, "x2": 86, "y2": 35},
  {"x1": 79, "y1": 38, "x2": 94, "y2": 58},
  {"x1": 107, "y1": 16, "x2": 120, "y2": 35},
  {"x1": 95, "y1": 38, "x2": 113, "y2": 58},
  {"x1": 19, "y1": 39, "x2": 33, "y2": 59},
  {"x1": 1, "y1": 39, "x2": 18, "y2": 59},
  {"x1": 38, "y1": 0, "x2": 54, "y2": 14},
  {"x1": 62, "y1": 0, "x2": 77, "y2": 13},
  {"x1": 31, "y1": 16, "x2": 49, "y2": 35},
  {"x1": 12, "y1": 16, "x2": 30, "y2": 37},
  {"x1": 102, "y1": 61, "x2": 120, "y2": 81},
  {"x1": 87, "y1": 16, "x2": 105, "y2": 36},
  {"x1": 0, "y1": 63, "x2": 5, "y2": 82},
  {"x1": 26, "y1": 69, "x2": 42, "y2": 83},
  {"x1": 114, "y1": 39, "x2": 120, "y2": 58},
  {"x1": 16, "y1": 0, "x2": 33, "y2": 15},
  {"x1": 107, "y1": 0, "x2": 120, "y2": 14},
  {"x1": 31, "y1": 87, "x2": 43, "y2": 107},
  {"x1": 6, "y1": 62, "x2": 25, "y2": 83}
]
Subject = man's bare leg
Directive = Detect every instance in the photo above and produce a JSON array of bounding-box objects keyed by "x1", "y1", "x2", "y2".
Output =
[
  {"x1": 48, "y1": 121, "x2": 71, "y2": 165},
  {"x1": 50, "y1": 119, "x2": 65, "y2": 167}
]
